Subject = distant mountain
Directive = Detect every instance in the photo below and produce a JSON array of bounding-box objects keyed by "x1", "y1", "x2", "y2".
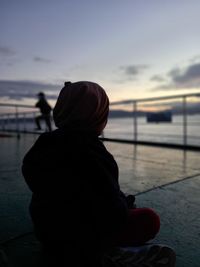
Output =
[
  {"x1": 171, "y1": 103, "x2": 200, "y2": 115},
  {"x1": 108, "y1": 109, "x2": 145, "y2": 118}
]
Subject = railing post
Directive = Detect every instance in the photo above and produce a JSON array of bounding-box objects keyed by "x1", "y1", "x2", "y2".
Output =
[
  {"x1": 2, "y1": 115, "x2": 5, "y2": 131},
  {"x1": 1, "y1": 115, "x2": 5, "y2": 131},
  {"x1": 5, "y1": 114, "x2": 8, "y2": 130},
  {"x1": 7, "y1": 114, "x2": 10, "y2": 130},
  {"x1": 183, "y1": 96, "x2": 187, "y2": 147},
  {"x1": 23, "y1": 113, "x2": 26, "y2": 132},
  {"x1": 15, "y1": 106, "x2": 20, "y2": 138},
  {"x1": 133, "y1": 101, "x2": 137, "y2": 142}
]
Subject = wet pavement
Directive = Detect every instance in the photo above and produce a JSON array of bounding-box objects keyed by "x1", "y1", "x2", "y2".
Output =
[{"x1": 0, "y1": 133, "x2": 200, "y2": 266}]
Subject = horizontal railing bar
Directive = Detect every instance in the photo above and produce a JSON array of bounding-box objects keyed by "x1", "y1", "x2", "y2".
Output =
[
  {"x1": 0, "y1": 111, "x2": 39, "y2": 117},
  {"x1": 100, "y1": 137, "x2": 200, "y2": 151},
  {"x1": 0, "y1": 92, "x2": 200, "y2": 108},
  {"x1": 110, "y1": 92, "x2": 200, "y2": 105},
  {"x1": 0, "y1": 103, "x2": 36, "y2": 108}
]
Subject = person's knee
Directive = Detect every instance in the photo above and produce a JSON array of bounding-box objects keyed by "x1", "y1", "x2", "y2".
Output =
[
  {"x1": 137, "y1": 208, "x2": 160, "y2": 239},
  {"x1": 115, "y1": 208, "x2": 160, "y2": 246}
]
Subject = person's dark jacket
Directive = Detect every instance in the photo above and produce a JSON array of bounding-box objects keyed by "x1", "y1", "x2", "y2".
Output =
[
  {"x1": 35, "y1": 99, "x2": 52, "y2": 115},
  {"x1": 22, "y1": 129, "x2": 129, "y2": 250}
]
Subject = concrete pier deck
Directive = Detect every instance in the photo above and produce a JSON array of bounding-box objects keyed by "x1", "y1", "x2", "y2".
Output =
[{"x1": 0, "y1": 133, "x2": 200, "y2": 267}]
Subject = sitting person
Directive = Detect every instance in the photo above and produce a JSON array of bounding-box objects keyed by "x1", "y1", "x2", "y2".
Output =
[{"x1": 22, "y1": 81, "x2": 175, "y2": 267}]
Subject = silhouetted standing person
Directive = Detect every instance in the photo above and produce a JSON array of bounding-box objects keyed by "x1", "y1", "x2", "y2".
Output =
[{"x1": 35, "y1": 92, "x2": 52, "y2": 132}]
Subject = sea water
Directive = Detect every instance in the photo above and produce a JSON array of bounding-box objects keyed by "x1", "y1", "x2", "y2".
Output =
[
  {"x1": 1, "y1": 114, "x2": 200, "y2": 146},
  {"x1": 104, "y1": 114, "x2": 200, "y2": 146}
]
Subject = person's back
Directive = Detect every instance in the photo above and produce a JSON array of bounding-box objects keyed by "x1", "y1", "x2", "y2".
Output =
[
  {"x1": 22, "y1": 129, "x2": 127, "y2": 244},
  {"x1": 36, "y1": 98, "x2": 52, "y2": 115}
]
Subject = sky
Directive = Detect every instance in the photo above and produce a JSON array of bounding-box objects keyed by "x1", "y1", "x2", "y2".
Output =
[{"x1": 1, "y1": 0, "x2": 200, "y2": 107}]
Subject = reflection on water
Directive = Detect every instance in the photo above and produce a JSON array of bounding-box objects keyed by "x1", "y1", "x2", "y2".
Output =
[{"x1": 105, "y1": 141, "x2": 200, "y2": 195}]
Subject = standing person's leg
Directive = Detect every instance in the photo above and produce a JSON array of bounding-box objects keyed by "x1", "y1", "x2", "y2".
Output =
[
  {"x1": 44, "y1": 115, "x2": 52, "y2": 132},
  {"x1": 116, "y1": 208, "x2": 160, "y2": 246},
  {"x1": 35, "y1": 115, "x2": 42, "y2": 130}
]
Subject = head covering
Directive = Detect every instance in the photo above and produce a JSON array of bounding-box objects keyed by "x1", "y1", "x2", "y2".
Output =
[
  {"x1": 37, "y1": 92, "x2": 45, "y2": 98},
  {"x1": 53, "y1": 81, "x2": 109, "y2": 135},
  {"x1": 38, "y1": 92, "x2": 45, "y2": 96}
]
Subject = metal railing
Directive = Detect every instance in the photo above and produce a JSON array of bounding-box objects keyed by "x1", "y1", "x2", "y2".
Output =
[
  {"x1": 0, "y1": 103, "x2": 40, "y2": 137},
  {"x1": 0, "y1": 92, "x2": 200, "y2": 149},
  {"x1": 107, "y1": 92, "x2": 200, "y2": 149}
]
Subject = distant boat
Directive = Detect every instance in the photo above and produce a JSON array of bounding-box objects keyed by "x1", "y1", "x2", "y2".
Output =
[{"x1": 146, "y1": 111, "x2": 172, "y2": 123}]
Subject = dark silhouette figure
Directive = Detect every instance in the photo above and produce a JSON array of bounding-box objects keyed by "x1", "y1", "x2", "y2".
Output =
[
  {"x1": 35, "y1": 92, "x2": 52, "y2": 132},
  {"x1": 22, "y1": 81, "x2": 173, "y2": 267}
]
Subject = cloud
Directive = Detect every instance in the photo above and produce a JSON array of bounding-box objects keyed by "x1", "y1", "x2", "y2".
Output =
[
  {"x1": 0, "y1": 80, "x2": 60, "y2": 100},
  {"x1": 152, "y1": 61, "x2": 200, "y2": 91},
  {"x1": 33, "y1": 56, "x2": 52, "y2": 63},
  {"x1": 189, "y1": 55, "x2": 200, "y2": 63},
  {"x1": 150, "y1": 75, "x2": 166, "y2": 82},
  {"x1": 0, "y1": 46, "x2": 16, "y2": 57},
  {"x1": 120, "y1": 64, "x2": 149, "y2": 80},
  {"x1": 168, "y1": 63, "x2": 200, "y2": 88}
]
